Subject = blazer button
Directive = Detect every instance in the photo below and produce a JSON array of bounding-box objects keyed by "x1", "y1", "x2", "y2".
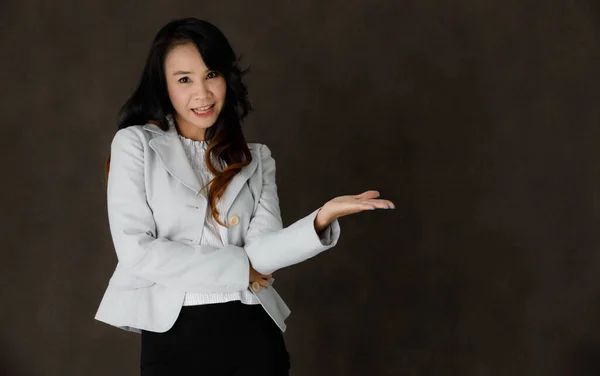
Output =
[
  {"x1": 251, "y1": 281, "x2": 261, "y2": 292},
  {"x1": 229, "y1": 215, "x2": 240, "y2": 226}
]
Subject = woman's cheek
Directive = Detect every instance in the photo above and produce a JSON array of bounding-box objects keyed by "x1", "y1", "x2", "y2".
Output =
[{"x1": 170, "y1": 89, "x2": 187, "y2": 108}]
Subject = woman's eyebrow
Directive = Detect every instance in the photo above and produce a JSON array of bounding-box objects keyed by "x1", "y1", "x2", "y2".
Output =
[{"x1": 172, "y1": 69, "x2": 211, "y2": 76}]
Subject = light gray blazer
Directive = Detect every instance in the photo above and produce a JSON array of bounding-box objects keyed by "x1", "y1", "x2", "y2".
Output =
[{"x1": 94, "y1": 121, "x2": 341, "y2": 333}]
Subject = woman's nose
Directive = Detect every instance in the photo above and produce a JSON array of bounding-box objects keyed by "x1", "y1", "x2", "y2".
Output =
[{"x1": 192, "y1": 81, "x2": 210, "y2": 99}]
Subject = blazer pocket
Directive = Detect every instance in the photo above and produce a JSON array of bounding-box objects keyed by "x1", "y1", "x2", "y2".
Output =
[{"x1": 108, "y1": 268, "x2": 156, "y2": 290}]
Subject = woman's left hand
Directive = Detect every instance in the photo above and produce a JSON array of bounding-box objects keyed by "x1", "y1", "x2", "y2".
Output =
[{"x1": 314, "y1": 190, "x2": 395, "y2": 233}]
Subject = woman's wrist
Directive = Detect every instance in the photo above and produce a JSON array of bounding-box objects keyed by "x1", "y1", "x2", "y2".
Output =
[{"x1": 314, "y1": 204, "x2": 335, "y2": 234}]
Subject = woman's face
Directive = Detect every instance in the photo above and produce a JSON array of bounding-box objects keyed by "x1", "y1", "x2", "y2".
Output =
[{"x1": 164, "y1": 42, "x2": 227, "y2": 141}]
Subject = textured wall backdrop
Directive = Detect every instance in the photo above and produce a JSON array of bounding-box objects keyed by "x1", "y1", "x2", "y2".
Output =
[{"x1": 1, "y1": 0, "x2": 599, "y2": 375}]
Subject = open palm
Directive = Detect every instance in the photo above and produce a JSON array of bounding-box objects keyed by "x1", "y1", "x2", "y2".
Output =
[{"x1": 325, "y1": 190, "x2": 395, "y2": 220}]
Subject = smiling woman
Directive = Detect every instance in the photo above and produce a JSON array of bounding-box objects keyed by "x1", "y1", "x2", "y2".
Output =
[
  {"x1": 107, "y1": 18, "x2": 254, "y2": 230},
  {"x1": 164, "y1": 43, "x2": 226, "y2": 140},
  {"x1": 96, "y1": 17, "x2": 393, "y2": 376}
]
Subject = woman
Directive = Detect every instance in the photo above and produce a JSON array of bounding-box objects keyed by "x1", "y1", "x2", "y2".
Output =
[{"x1": 95, "y1": 17, "x2": 395, "y2": 375}]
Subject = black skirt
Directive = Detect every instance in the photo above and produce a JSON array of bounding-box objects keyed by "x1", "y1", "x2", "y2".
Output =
[{"x1": 140, "y1": 301, "x2": 290, "y2": 375}]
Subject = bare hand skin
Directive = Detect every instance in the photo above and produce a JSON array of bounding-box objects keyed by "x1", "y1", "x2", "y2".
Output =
[
  {"x1": 249, "y1": 264, "x2": 272, "y2": 288},
  {"x1": 314, "y1": 190, "x2": 395, "y2": 233}
]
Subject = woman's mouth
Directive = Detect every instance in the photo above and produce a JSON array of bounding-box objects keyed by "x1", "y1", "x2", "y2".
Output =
[{"x1": 192, "y1": 104, "x2": 215, "y2": 117}]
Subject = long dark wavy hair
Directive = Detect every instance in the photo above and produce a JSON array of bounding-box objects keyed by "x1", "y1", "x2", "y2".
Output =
[{"x1": 104, "y1": 18, "x2": 252, "y2": 227}]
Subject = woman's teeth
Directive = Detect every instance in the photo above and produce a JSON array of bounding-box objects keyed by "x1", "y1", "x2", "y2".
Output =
[{"x1": 193, "y1": 105, "x2": 213, "y2": 114}]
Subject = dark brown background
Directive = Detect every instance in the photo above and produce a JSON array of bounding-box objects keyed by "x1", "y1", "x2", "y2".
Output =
[{"x1": 1, "y1": 0, "x2": 600, "y2": 375}]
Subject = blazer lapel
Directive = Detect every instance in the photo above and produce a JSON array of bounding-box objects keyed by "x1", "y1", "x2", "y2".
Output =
[
  {"x1": 143, "y1": 120, "x2": 259, "y2": 216},
  {"x1": 219, "y1": 145, "x2": 259, "y2": 216},
  {"x1": 145, "y1": 122, "x2": 202, "y2": 193}
]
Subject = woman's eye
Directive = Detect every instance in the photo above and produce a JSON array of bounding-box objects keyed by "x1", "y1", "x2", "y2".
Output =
[
  {"x1": 207, "y1": 71, "x2": 218, "y2": 79},
  {"x1": 178, "y1": 77, "x2": 191, "y2": 83}
]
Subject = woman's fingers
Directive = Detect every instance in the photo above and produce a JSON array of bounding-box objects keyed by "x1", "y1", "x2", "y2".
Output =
[
  {"x1": 358, "y1": 198, "x2": 395, "y2": 209},
  {"x1": 354, "y1": 191, "x2": 395, "y2": 208},
  {"x1": 355, "y1": 190, "x2": 380, "y2": 200},
  {"x1": 259, "y1": 278, "x2": 270, "y2": 287},
  {"x1": 321, "y1": 192, "x2": 395, "y2": 221}
]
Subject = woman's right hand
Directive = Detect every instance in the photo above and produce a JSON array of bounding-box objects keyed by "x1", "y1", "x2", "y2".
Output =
[{"x1": 249, "y1": 264, "x2": 272, "y2": 291}]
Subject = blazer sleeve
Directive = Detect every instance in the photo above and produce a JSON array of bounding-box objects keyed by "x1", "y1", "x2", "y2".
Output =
[
  {"x1": 106, "y1": 127, "x2": 250, "y2": 293},
  {"x1": 244, "y1": 144, "x2": 341, "y2": 275}
]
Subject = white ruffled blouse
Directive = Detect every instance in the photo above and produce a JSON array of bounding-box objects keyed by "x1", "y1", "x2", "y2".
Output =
[{"x1": 178, "y1": 134, "x2": 260, "y2": 306}]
